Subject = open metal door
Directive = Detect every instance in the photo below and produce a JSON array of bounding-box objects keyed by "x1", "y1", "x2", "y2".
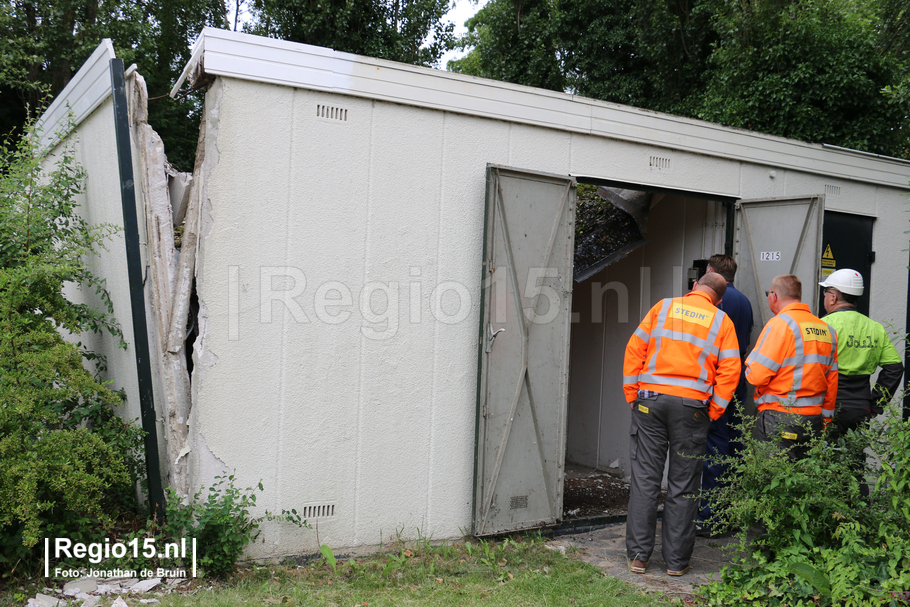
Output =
[
  {"x1": 733, "y1": 195, "x2": 825, "y2": 342},
  {"x1": 473, "y1": 165, "x2": 576, "y2": 536}
]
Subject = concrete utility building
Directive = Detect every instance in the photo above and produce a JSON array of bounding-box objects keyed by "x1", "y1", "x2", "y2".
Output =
[{"x1": 40, "y1": 28, "x2": 909, "y2": 559}]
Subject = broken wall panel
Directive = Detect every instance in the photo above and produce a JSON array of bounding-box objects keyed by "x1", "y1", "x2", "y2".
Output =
[{"x1": 127, "y1": 71, "x2": 194, "y2": 495}]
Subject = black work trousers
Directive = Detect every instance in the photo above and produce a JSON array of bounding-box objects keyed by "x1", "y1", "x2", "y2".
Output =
[
  {"x1": 828, "y1": 404, "x2": 874, "y2": 496},
  {"x1": 757, "y1": 409, "x2": 823, "y2": 460}
]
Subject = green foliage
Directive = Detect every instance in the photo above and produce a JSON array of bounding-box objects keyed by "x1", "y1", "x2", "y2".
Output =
[
  {"x1": 450, "y1": 0, "x2": 910, "y2": 158},
  {"x1": 0, "y1": 0, "x2": 225, "y2": 168},
  {"x1": 448, "y1": 0, "x2": 565, "y2": 91},
  {"x1": 697, "y1": 405, "x2": 910, "y2": 606},
  {"x1": 700, "y1": 0, "x2": 909, "y2": 156},
  {"x1": 247, "y1": 0, "x2": 455, "y2": 68},
  {"x1": 320, "y1": 543, "x2": 337, "y2": 574},
  {"x1": 130, "y1": 0, "x2": 227, "y2": 170},
  {"x1": 557, "y1": 0, "x2": 717, "y2": 114},
  {"x1": 0, "y1": 119, "x2": 144, "y2": 572},
  {"x1": 164, "y1": 475, "x2": 308, "y2": 578},
  {"x1": 129, "y1": 533, "x2": 673, "y2": 606}
]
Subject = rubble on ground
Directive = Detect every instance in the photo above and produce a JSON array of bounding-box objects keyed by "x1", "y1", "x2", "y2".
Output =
[{"x1": 25, "y1": 576, "x2": 188, "y2": 607}]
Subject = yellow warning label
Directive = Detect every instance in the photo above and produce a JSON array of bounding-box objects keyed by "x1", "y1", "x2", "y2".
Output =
[
  {"x1": 800, "y1": 322, "x2": 832, "y2": 343},
  {"x1": 823, "y1": 244, "x2": 834, "y2": 259},
  {"x1": 822, "y1": 259, "x2": 836, "y2": 267},
  {"x1": 638, "y1": 404, "x2": 649, "y2": 414},
  {"x1": 822, "y1": 268, "x2": 835, "y2": 276},
  {"x1": 782, "y1": 432, "x2": 798, "y2": 440},
  {"x1": 667, "y1": 304, "x2": 714, "y2": 328}
]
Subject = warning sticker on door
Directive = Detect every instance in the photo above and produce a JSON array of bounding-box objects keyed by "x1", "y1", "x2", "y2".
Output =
[{"x1": 822, "y1": 244, "x2": 836, "y2": 267}]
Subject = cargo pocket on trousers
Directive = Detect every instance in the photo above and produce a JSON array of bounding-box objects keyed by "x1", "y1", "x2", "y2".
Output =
[
  {"x1": 686, "y1": 406, "x2": 711, "y2": 450},
  {"x1": 629, "y1": 421, "x2": 640, "y2": 461}
]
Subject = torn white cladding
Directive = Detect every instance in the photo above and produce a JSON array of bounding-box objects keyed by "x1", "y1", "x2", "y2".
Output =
[
  {"x1": 126, "y1": 69, "x2": 193, "y2": 495},
  {"x1": 166, "y1": 165, "x2": 193, "y2": 226}
]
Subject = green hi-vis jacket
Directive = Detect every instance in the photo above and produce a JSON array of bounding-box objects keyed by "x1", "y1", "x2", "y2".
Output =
[{"x1": 823, "y1": 308, "x2": 904, "y2": 413}]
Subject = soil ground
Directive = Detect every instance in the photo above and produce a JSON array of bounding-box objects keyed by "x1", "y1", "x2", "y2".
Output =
[{"x1": 561, "y1": 464, "x2": 665, "y2": 519}]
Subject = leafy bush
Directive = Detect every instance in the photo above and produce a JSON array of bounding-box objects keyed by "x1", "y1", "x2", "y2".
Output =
[
  {"x1": 698, "y1": 406, "x2": 910, "y2": 606},
  {"x1": 0, "y1": 119, "x2": 144, "y2": 573},
  {"x1": 163, "y1": 475, "x2": 307, "y2": 578}
]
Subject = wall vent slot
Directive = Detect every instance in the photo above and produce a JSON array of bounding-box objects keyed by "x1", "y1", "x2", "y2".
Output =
[
  {"x1": 649, "y1": 156, "x2": 671, "y2": 170},
  {"x1": 316, "y1": 104, "x2": 349, "y2": 122},
  {"x1": 509, "y1": 495, "x2": 529, "y2": 510},
  {"x1": 825, "y1": 184, "x2": 841, "y2": 197},
  {"x1": 301, "y1": 503, "x2": 336, "y2": 519}
]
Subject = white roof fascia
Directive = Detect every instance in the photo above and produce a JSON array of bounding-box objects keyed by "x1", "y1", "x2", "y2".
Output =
[
  {"x1": 170, "y1": 33, "x2": 207, "y2": 97},
  {"x1": 186, "y1": 27, "x2": 910, "y2": 190},
  {"x1": 36, "y1": 39, "x2": 116, "y2": 151}
]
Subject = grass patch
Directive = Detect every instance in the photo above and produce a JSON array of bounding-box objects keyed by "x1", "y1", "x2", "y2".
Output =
[{"x1": 2, "y1": 535, "x2": 675, "y2": 606}]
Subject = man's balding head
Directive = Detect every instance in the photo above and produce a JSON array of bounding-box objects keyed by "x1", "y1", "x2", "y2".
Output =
[{"x1": 695, "y1": 272, "x2": 727, "y2": 304}]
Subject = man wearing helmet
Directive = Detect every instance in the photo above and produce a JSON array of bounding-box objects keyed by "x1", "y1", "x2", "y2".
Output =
[{"x1": 820, "y1": 269, "x2": 904, "y2": 446}]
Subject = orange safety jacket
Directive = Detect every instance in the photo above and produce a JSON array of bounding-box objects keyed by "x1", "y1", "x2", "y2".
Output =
[
  {"x1": 745, "y1": 302, "x2": 838, "y2": 422},
  {"x1": 623, "y1": 290, "x2": 741, "y2": 420}
]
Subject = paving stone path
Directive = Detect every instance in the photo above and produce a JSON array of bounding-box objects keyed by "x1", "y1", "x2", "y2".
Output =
[{"x1": 549, "y1": 521, "x2": 744, "y2": 602}]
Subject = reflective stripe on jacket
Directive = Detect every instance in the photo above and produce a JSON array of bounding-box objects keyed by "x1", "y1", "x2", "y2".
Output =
[
  {"x1": 623, "y1": 290, "x2": 741, "y2": 421},
  {"x1": 745, "y1": 302, "x2": 838, "y2": 419}
]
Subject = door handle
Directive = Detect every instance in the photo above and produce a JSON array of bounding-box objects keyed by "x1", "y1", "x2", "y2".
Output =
[{"x1": 486, "y1": 326, "x2": 505, "y2": 353}]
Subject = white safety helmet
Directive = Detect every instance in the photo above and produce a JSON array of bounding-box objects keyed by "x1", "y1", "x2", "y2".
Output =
[{"x1": 819, "y1": 268, "x2": 864, "y2": 296}]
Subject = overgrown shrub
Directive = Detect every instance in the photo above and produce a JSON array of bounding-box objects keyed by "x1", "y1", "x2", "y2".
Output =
[
  {"x1": 154, "y1": 475, "x2": 305, "y2": 578},
  {"x1": 0, "y1": 119, "x2": 144, "y2": 574},
  {"x1": 163, "y1": 475, "x2": 265, "y2": 578},
  {"x1": 698, "y1": 406, "x2": 910, "y2": 606}
]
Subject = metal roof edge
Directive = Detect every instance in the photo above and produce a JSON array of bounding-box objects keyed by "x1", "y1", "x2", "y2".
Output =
[
  {"x1": 185, "y1": 28, "x2": 910, "y2": 190},
  {"x1": 36, "y1": 39, "x2": 116, "y2": 151}
]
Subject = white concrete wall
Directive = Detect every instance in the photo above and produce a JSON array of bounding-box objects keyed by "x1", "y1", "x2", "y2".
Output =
[
  {"x1": 50, "y1": 97, "x2": 143, "y2": 427},
  {"x1": 189, "y1": 72, "x2": 909, "y2": 558}
]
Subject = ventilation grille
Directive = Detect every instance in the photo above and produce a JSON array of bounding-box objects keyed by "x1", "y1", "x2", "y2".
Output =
[
  {"x1": 649, "y1": 155, "x2": 671, "y2": 171},
  {"x1": 300, "y1": 503, "x2": 336, "y2": 519},
  {"x1": 825, "y1": 184, "x2": 841, "y2": 197},
  {"x1": 317, "y1": 104, "x2": 348, "y2": 122},
  {"x1": 509, "y1": 495, "x2": 529, "y2": 510}
]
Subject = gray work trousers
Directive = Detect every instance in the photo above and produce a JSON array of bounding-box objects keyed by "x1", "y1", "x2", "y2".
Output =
[{"x1": 626, "y1": 393, "x2": 711, "y2": 571}]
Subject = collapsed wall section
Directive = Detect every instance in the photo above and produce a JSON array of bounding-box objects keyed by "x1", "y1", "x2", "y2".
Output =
[{"x1": 125, "y1": 69, "x2": 221, "y2": 496}]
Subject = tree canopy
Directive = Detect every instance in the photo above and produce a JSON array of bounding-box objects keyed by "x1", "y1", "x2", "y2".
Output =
[
  {"x1": 1, "y1": 0, "x2": 456, "y2": 166},
  {"x1": 0, "y1": 0, "x2": 227, "y2": 168},
  {"x1": 450, "y1": 0, "x2": 910, "y2": 158},
  {"x1": 245, "y1": 0, "x2": 455, "y2": 67}
]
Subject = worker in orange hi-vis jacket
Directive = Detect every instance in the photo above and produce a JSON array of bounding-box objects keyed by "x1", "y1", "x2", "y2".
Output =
[
  {"x1": 745, "y1": 274, "x2": 838, "y2": 460},
  {"x1": 622, "y1": 272, "x2": 741, "y2": 579}
]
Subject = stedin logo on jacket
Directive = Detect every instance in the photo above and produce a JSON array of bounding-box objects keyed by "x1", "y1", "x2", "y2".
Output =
[
  {"x1": 667, "y1": 304, "x2": 714, "y2": 328},
  {"x1": 800, "y1": 322, "x2": 832, "y2": 343}
]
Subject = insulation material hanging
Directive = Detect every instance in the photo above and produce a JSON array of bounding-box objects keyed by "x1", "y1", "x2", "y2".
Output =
[{"x1": 573, "y1": 186, "x2": 650, "y2": 283}]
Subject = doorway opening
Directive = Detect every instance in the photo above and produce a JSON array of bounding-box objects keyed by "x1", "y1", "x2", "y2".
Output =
[
  {"x1": 472, "y1": 165, "x2": 827, "y2": 535},
  {"x1": 563, "y1": 182, "x2": 731, "y2": 521}
]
